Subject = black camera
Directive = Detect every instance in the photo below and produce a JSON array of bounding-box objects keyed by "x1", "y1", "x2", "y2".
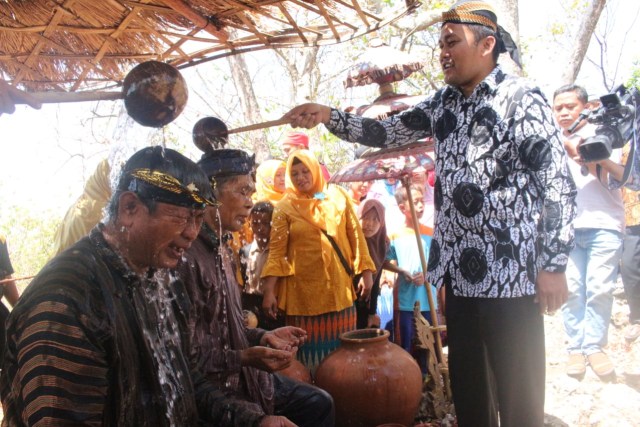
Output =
[{"x1": 570, "y1": 84, "x2": 640, "y2": 163}]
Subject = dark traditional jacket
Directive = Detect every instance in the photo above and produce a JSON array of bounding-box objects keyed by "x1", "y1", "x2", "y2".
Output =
[
  {"x1": 178, "y1": 224, "x2": 275, "y2": 415},
  {"x1": 0, "y1": 225, "x2": 264, "y2": 426}
]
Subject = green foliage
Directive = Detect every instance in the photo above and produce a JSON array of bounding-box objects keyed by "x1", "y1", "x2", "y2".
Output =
[
  {"x1": 627, "y1": 61, "x2": 640, "y2": 90},
  {"x1": 0, "y1": 206, "x2": 59, "y2": 292}
]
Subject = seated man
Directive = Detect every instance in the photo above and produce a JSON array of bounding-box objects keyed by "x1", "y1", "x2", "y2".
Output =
[
  {"x1": 0, "y1": 146, "x2": 277, "y2": 426},
  {"x1": 179, "y1": 147, "x2": 334, "y2": 427}
]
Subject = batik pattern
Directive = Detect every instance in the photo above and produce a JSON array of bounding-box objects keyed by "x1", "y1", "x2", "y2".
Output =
[{"x1": 328, "y1": 66, "x2": 577, "y2": 298}]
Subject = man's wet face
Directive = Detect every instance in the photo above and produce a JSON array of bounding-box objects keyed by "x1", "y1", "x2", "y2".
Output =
[
  {"x1": 129, "y1": 200, "x2": 204, "y2": 271},
  {"x1": 215, "y1": 175, "x2": 255, "y2": 232}
]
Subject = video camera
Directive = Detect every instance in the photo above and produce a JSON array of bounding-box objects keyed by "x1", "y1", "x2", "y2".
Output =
[{"x1": 568, "y1": 84, "x2": 640, "y2": 163}]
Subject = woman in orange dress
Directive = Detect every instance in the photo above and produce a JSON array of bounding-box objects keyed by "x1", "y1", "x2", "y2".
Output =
[{"x1": 261, "y1": 150, "x2": 375, "y2": 372}]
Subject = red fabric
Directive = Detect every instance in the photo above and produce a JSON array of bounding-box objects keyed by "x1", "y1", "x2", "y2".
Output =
[
  {"x1": 427, "y1": 170, "x2": 436, "y2": 187},
  {"x1": 320, "y1": 163, "x2": 331, "y2": 181},
  {"x1": 282, "y1": 132, "x2": 309, "y2": 149}
]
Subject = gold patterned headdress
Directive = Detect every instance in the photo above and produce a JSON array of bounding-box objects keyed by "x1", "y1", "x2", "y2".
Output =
[
  {"x1": 128, "y1": 168, "x2": 218, "y2": 208},
  {"x1": 441, "y1": 0, "x2": 522, "y2": 68},
  {"x1": 442, "y1": 1, "x2": 498, "y2": 31}
]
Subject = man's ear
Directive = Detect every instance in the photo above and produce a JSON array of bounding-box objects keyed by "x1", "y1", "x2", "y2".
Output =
[
  {"x1": 118, "y1": 192, "x2": 142, "y2": 227},
  {"x1": 481, "y1": 35, "x2": 497, "y2": 58},
  {"x1": 398, "y1": 202, "x2": 407, "y2": 214}
]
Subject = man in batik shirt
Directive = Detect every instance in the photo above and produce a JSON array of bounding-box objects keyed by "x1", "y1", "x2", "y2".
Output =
[{"x1": 281, "y1": 1, "x2": 577, "y2": 426}]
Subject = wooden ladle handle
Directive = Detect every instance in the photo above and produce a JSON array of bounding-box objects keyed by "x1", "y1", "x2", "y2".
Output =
[{"x1": 227, "y1": 117, "x2": 290, "y2": 134}]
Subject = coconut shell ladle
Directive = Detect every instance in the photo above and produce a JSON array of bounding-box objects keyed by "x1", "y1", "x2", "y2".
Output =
[{"x1": 192, "y1": 116, "x2": 289, "y2": 151}]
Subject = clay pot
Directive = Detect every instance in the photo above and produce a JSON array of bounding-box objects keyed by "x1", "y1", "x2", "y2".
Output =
[
  {"x1": 277, "y1": 358, "x2": 313, "y2": 384},
  {"x1": 315, "y1": 328, "x2": 422, "y2": 427}
]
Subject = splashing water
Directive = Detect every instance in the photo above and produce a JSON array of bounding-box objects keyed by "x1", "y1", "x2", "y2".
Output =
[{"x1": 138, "y1": 270, "x2": 186, "y2": 427}]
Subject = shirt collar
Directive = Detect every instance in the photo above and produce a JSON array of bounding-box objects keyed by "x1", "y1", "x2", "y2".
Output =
[
  {"x1": 444, "y1": 64, "x2": 505, "y2": 99},
  {"x1": 91, "y1": 224, "x2": 156, "y2": 286},
  {"x1": 199, "y1": 222, "x2": 232, "y2": 250}
]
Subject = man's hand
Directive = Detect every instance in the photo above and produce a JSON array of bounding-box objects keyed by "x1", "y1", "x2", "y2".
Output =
[
  {"x1": 282, "y1": 103, "x2": 331, "y2": 129},
  {"x1": 259, "y1": 416, "x2": 298, "y2": 427},
  {"x1": 0, "y1": 80, "x2": 42, "y2": 115},
  {"x1": 262, "y1": 326, "x2": 307, "y2": 349},
  {"x1": 241, "y1": 346, "x2": 294, "y2": 372},
  {"x1": 535, "y1": 270, "x2": 569, "y2": 315}
]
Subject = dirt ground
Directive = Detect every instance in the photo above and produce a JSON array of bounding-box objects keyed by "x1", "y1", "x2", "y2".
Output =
[
  {"x1": 416, "y1": 281, "x2": 640, "y2": 427},
  {"x1": 542, "y1": 288, "x2": 640, "y2": 427}
]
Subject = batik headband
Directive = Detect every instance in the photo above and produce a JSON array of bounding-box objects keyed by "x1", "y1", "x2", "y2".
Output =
[
  {"x1": 441, "y1": 0, "x2": 522, "y2": 67},
  {"x1": 127, "y1": 168, "x2": 218, "y2": 208}
]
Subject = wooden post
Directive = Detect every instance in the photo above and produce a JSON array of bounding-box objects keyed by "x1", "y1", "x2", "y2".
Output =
[{"x1": 400, "y1": 175, "x2": 445, "y2": 364}]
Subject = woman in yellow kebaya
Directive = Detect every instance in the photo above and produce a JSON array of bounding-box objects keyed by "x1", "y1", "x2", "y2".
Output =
[
  {"x1": 261, "y1": 150, "x2": 375, "y2": 373},
  {"x1": 254, "y1": 159, "x2": 286, "y2": 203}
]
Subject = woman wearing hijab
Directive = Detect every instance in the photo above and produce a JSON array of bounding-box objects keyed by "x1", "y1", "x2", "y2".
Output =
[
  {"x1": 255, "y1": 159, "x2": 286, "y2": 203},
  {"x1": 261, "y1": 150, "x2": 376, "y2": 373},
  {"x1": 356, "y1": 199, "x2": 389, "y2": 329}
]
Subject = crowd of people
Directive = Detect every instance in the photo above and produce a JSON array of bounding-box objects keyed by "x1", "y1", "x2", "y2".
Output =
[{"x1": 1, "y1": 1, "x2": 640, "y2": 426}]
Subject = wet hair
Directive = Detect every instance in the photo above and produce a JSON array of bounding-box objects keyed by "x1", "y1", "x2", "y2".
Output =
[
  {"x1": 468, "y1": 24, "x2": 500, "y2": 63},
  {"x1": 107, "y1": 146, "x2": 213, "y2": 221},
  {"x1": 394, "y1": 184, "x2": 424, "y2": 205},
  {"x1": 251, "y1": 201, "x2": 274, "y2": 217},
  {"x1": 553, "y1": 84, "x2": 589, "y2": 104}
]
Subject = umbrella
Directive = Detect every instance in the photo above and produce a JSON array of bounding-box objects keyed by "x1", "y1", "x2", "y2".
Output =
[
  {"x1": 344, "y1": 40, "x2": 425, "y2": 89},
  {"x1": 329, "y1": 140, "x2": 446, "y2": 365},
  {"x1": 354, "y1": 93, "x2": 426, "y2": 120},
  {"x1": 330, "y1": 140, "x2": 434, "y2": 183}
]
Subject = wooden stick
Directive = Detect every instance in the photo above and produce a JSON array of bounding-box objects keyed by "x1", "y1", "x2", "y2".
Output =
[
  {"x1": 14, "y1": 91, "x2": 122, "y2": 104},
  {"x1": 227, "y1": 118, "x2": 290, "y2": 134},
  {"x1": 400, "y1": 176, "x2": 446, "y2": 366},
  {"x1": 0, "y1": 275, "x2": 35, "y2": 285}
]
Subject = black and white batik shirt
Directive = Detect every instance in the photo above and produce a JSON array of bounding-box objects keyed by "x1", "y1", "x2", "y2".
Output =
[{"x1": 327, "y1": 66, "x2": 577, "y2": 298}]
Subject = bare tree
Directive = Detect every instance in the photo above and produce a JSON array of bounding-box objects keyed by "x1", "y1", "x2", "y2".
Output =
[
  {"x1": 227, "y1": 51, "x2": 270, "y2": 161},
  {"x1": 586, "y1": 1, "x2": 640, "y2": 91},
  {"x1": 560, "y1": 0, "x2": 607, "y2": 85}
]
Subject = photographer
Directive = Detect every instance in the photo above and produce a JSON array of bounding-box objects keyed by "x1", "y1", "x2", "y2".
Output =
[{"x1": 553, "y1": 84, "x2": 625, "y2": 380}]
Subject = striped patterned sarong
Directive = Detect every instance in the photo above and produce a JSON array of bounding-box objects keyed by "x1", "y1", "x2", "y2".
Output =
[{"x1": 286, "y1": 305, "x2": 357, "y2": 374}]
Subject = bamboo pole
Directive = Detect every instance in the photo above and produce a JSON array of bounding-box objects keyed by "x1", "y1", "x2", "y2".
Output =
[
  {"x1": 0, "y1": 275, "x2": 35, "y2": 285},
  {"x1": 15, "y1": 91, "x2": 122, "y2": 104},
  {"x1": 400, "y1": 175, "x2": 445, "y2": 363}
]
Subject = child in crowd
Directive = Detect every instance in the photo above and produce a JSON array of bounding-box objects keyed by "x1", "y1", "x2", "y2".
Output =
[
  {"x1": 356, "y1": 199, "x2": 389, "y2": 329},
  {"x1": 239, "y1": 201, "x2": 284, "y2": 330},
  {"x1": 386, "y1": 184, "x2": 438, "y2": 370},
  {"x1": 348, "y1": 180, "x2": 371, "y2": 207}
]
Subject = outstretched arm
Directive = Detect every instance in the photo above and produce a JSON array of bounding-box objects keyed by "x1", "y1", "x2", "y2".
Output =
[
  {"x1": 0, "y1": 80, "x2": 41, "y2": 115},
  {"x1": 282, "y1": 99, "x2": 435, "y2": 149}
]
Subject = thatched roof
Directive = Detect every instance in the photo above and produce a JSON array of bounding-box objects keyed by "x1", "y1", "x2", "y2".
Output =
[{"x1": 0, "y1": 0, "x2": 420, "y2": 99}]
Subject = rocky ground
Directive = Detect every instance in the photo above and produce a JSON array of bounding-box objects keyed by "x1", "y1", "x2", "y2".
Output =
[
  {"x1": 416, "y1": 282, "x2": 640, "y2": 427},
  {"x1": 543, "y1": 289, "x2": 640, "y2": 427}
]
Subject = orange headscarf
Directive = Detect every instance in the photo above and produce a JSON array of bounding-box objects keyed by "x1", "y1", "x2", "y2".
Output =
[
  {"x1": 255, "y1": 159, "x2": 286, "y2": 203},
  {"x1": 282, "y1": 150, "x2": 347, "y2": 238}
]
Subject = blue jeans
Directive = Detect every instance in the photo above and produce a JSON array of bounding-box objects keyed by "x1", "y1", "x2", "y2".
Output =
[{"x1": 562, "y1": 228, "x2": 623, "y2": 355}]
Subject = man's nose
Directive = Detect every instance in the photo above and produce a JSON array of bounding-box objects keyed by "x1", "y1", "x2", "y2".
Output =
[{"x1": 183, "y1": 217, "x2": 202, "y2": 240}]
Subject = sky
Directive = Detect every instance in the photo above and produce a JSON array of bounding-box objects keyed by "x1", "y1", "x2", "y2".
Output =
[{"x1": 1, "y1": 0, "x2": 639, "y2": 223}]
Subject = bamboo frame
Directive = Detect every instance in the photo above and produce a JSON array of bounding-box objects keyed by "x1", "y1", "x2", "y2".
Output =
[{"x1": 0, "y1": 0, "x2": 420, "y2": 95}]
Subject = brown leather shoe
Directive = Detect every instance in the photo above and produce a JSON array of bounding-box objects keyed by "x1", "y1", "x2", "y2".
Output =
[
  {"x1": 587, "y1": 352, "x2": 615, "y2": 378},
  {"x1": 566, "y1": 353, "x2": 586, "y2": 378}
]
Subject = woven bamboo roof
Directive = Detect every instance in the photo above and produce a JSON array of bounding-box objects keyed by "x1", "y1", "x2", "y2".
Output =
[{"x1": 0, "y1": 0, "x2": 420, "y2": 98}]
